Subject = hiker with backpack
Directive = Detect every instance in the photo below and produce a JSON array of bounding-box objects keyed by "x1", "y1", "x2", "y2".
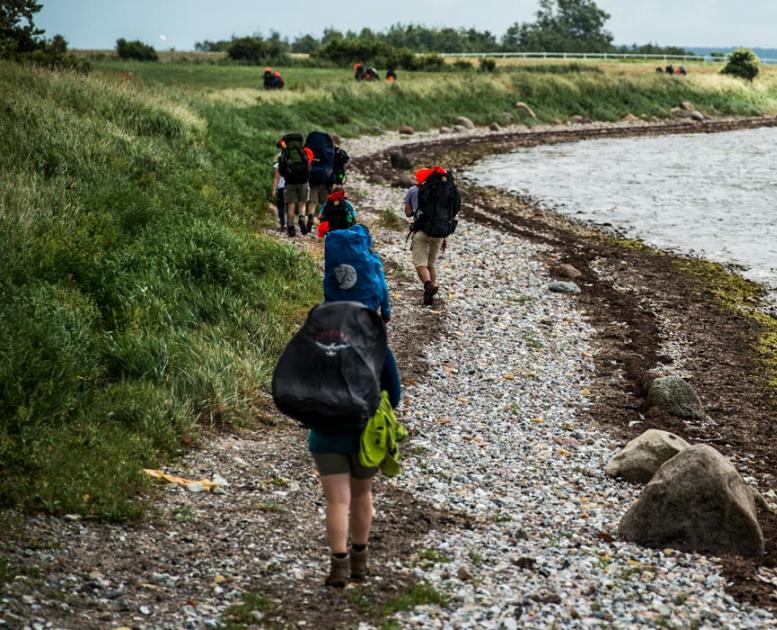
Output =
[
  {"x1": 404, "y1": 166, "x2": 461, "y2": 306},
  {"x1": 273, "y1": 70, "x2": 285, "y2": 89},
  {"x1": 333, "y1": 145, "x2": 350, "y2": 185},
  {"x1": 316, "y1": 187, "x2": 356, "y2": 237},
  {"x1": 277, "y1": 134, "x2": 314, "y2": 237},
  {"x1": 304, "y1": 131, "x2": 337, "y2": 235},
  {"x1": 263, "y1": 67, "x2": 274, "y2": 90},
  {"x1": 270, "y1": 142, "x2": 287, "y2": 232},
  {"x1": 272, "y1": 301, "x2": 401, "y2": 587}
]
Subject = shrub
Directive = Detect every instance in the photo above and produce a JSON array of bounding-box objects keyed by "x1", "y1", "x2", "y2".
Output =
[
  {"x1": 116, "y1": 38, "x2": 158, "y2": 62},
  {"x1": 721, "y1": 48, "x2": 760, "y2": 81},
  {"x1": 452, "y1": 59, "x2": 474, "y2": 71},
  {"x1": 226, "y1": 36, "x2": 286, "y2": 64},
  {"x1": 479, "y1": 57, "x2": 497, "y2": 73}
]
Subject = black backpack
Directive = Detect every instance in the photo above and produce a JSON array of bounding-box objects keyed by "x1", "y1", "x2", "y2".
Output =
[
  {"x1": 333, "y1": 147, "x2": 350, "y2": 184},
  {"x1": 278, "y1": 133, "x2": 309, "y2": 185},
  {"x1": 413, "y1": 171, "x2": 461, "y2": 238},
  {"x1": 271, "y1": 302, "x2": 386, "y2": 433},
  {"x1": 305, "y1": 131, "x2": 336, "y2": 187},
  {"x1": 320, "y1": 198, "x2": 355, "y2": 231}
]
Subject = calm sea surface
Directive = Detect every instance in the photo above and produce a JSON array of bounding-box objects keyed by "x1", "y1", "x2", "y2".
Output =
[{"x1": 468, "y1": 127, "x2": 777, "y2": 301}]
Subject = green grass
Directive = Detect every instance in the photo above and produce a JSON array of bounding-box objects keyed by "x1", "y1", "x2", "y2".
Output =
[{"x1": 3, "y1": 58, "x2": 777, "y2": 522}]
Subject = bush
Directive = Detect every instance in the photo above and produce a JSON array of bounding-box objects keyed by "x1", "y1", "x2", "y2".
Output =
[
  {"x1": 479, "y1": 57, "x2": 497, "y2": 73},
  {"x1": 226, "y1": 37, "x2": 286, "y2": 64},
  {"x1": 721, "y1": 48, "x2": 760, "y2": 81},
  {"x1": 452, "y1": 59, "x2": 474, "y2": 71},
  {"x1": 116, "y1": 38, "x2": 158, "y2": 62}
]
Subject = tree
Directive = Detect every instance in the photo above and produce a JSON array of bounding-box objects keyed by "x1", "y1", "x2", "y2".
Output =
[
  {"x1": 503, "y1": 0, "x2": 613, "y2": 53},
  {"x1": 721, "y1": 48, "x2": 760, "y2": 81},
  {"x1": 0, "y1": 0, "x2": 44, "y2": 56},
  {"x1": 116, "y1": 38, "x2": 158, "y2": 61}
]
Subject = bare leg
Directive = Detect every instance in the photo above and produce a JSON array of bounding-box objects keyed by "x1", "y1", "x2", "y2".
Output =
[
  {"x1": 320, "y1": 473, "x2": 351, "y2": 554},
  {"x1": 349, "y1": 477, "x2": 374, "y2": 545},
  {"x1": 286, "y1": 202, "x2": 296, "y2": 227},
  {"x1": 429, "y1": 266, "x2": 438, "y2": 287},
  {"x1": 415, "y1": 265, "x2": 431, "y2": 284}
]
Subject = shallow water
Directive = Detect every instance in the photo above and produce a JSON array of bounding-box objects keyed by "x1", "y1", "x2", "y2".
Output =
[{"x1": 468, "y1": 127, "x2": 777, "y2": 301}]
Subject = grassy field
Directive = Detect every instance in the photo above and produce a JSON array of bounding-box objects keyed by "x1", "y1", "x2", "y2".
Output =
[{"x1": 2, "y1": 58, "x2": 777, "y2": 521}]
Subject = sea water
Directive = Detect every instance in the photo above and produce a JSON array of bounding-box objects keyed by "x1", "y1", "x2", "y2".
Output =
[{"x1": 468, "y1": 127, "x2": 777, "y2": 301}]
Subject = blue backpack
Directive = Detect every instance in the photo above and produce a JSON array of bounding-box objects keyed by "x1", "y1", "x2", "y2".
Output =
[
  {"x1": 324, "y1": 225, "x2": 386, "y2": 312},
  {"x1": 305, "y1": 131, "x2": 336, "y2": 187}
]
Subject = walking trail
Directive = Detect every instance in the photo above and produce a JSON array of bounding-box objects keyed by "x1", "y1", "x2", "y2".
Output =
[{"x1": 1, "y1": 124, "x2": 775, "y2": 629}]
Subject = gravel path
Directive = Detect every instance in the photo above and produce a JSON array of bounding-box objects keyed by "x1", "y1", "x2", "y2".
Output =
[
  {"x1": 1, "y1": 122, "x2": 775, "y2": 629},
  {"x1": 344, "y1": 129, "x2": 777, "y2": 629}
]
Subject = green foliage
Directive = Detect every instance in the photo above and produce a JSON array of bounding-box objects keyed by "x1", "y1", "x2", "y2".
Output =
[
  {"x1": 479, "y1": 57, "x2": 497, "y2": 73},
  {"x1": 503, "y1": 0, "x2": 614, "y2": 53},
  {"x1": 116, "y1": 38, "x2": 158, "y2": 61},
  {"x1": 451, "y1": 59, "x2": 474, "y2": 71},
  {"x1": 721, "y1": 48, "x2": 760, "y2": 81},
  {"x1": 0, "y1": 0, "x2": 43, "y2": 56},
  {"x1": 226, "y1": 36, "x2": 287, "y2": 64}
]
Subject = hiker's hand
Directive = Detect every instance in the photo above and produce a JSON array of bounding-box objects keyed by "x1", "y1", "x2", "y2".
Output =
[
  {"x1": 382, "y1": 314, "x2": 391, "y2": 324},
  {"x1": 441, "y1": 239, "x2": 447, "y2": 253}
]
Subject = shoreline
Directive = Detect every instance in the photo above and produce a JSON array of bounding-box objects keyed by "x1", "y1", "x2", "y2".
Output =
[{"x1": 347, "y1": 116, "x2": 777, "y2": 615}]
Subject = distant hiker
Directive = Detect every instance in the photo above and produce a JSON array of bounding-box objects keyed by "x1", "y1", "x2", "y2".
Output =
[
  {"x1": 272, "y1": 302, "x2": 401, "y2": 587},
  {"x1": 333, "y1": 145, "x2": 350, "y2": 185},
  {"x1": 354, "y1": 62, "x2": 365, "y2": 81},
  {"x1": 386, "y1": 67, "x2": 397, "y2": 82},
  {"x1": 655, "y1": 66, "x2": 664, "y2": 73},
  {"x1": 665, "y1": 64, "x2": 674, "y2": 75},
  {"x1": 273, "y1": 70, "x2": 285, "y2": 89},
  {"x1": 263, "y1": 67, "x2": 274, "y2": 90},
  {"x1": 277, "y1": 133, "x2": 314, "y2": 237},
  {"x1": 679, "y1": 64, "x2": 687, "y2": 75},
  {"x1": 304, "y1": 131, "x2": 336, "y2": 235},
  {"x1": 271, "y1": 143, "x2": 286, "y2": 232},
  {"x1": 317, "y1": 187, "x2": 357, "y2": 237},
  {"x1": 365, "y1": 67, "x2": 379, "y2": 81},
  {"x1": 404, "y1": 166, "x2": 461, "y2": 306},
  {"x1": 323, "y1": 223, "x2": 391, "y2": 322}
]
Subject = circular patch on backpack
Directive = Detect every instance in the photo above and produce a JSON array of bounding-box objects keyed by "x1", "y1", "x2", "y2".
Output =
[{"x1": 334, "y1": 264, "x2": 357, "y2": 290}]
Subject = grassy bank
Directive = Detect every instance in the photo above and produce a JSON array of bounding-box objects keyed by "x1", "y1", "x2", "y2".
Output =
[{"x1": 3, "y1": 59, "x2": 777, "y2": 521}]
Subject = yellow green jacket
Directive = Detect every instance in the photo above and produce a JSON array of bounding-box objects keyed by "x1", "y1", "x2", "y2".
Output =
[{"x1": 359, "y1": 391, "x2": 408, "y2": 476}]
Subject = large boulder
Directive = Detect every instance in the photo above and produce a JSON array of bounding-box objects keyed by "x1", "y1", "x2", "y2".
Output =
[
  {"x1": 389, "y1": 149, "x2": 413, "y2": 170},
  {"x1": 515, "y1": 102, "x2": 537, "y2": 119},
  {"x1": 646, "y1": 376, "x2": 705, "y2": 419},
  {"x1": 605, "y1": 429, "x2": 691, "y2": 483},
  {"x1": 690, "y1": 110, "x2": 705, "y2": 122},
  {"x1": 619, "y1": 445, "x2": 764, "y2": 558},
  {"x1": 391, "y1": 173, "x2": 415, "y2": 189},
  {"x1": 454, "y1": 116, "x2": 475, "y2": 129}
]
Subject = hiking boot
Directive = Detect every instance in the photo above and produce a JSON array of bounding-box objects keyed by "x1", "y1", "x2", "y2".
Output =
[
  {"x1": 350, "y1": 547, "x2": 368, "y2": 582},
  {"x1": 278, "y1": 223, "x2": 286, "y2": 233},
  {"x1": 298, "y1": 215, "x2": 308, "y2": 235},
  {"x1": 306, "y1": 215, "x2": 315, "y2": 234},
  {"x1": 423, "y1": 281, "x2": 439, "y2": 306},
  {"x1": 325, "y1": 554, "x2": 349, "y2": 588},
  {"x1": 287, "y1": 224, "x2": 296, "y2": 237}
]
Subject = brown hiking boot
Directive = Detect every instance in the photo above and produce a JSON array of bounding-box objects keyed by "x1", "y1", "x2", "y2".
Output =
[
  {"x1": 350, "y1": 547, "x2": 369, "y2": 582},
  {"x1": 325, "y1": 554, "x2": 349, "y2": 588},
  {"x1": 423, "y1": 281, "x2": 439, "y2": 306}
]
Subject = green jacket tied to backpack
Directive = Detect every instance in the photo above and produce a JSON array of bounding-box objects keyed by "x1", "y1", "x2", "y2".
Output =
[{"x1": 359, "y1": 391, "x2": 408, "y2": 476}]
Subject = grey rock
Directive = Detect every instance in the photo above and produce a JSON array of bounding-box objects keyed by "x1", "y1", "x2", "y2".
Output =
[
  {"x1": 452, "y1": 124, "x2": 468, "y2": 133},
  {"x1": 489, "y1": 122, "x2": 501, "y2": 131},
  {"x1": 619, "y1": 444, "x2": 765, "y2": 558},
  {"x1": 389, "y1": 149, "x2": 413, "y2": 170},
  {"x1": 438, "y1": 127, "x2": 451, "y2": 134},
  {"x1": 646, "y1": 376, "x2": 705, "y2": 419},
  {"x1": 569, "y1": 115, "x2": 588, "y2": 124},
  {"x1": 391, "y1": 173, "x2": 415, "y2": 189},
  {"x1": 368, "y1": 173, "x2": 386, "y2": 185},
  {"x1": 454, "y1": 116, "x2": 475, "y2": 129},
  {"x1": 514, "y1": 102, "x2": 537, "y2": 119},
  {"x1": 605, "y1": 429, "x2": 691, "y2": 483},
  {"x1": 548, "y1": 281, "x2": 581, "y2": 294},
  {"x1": 690, "y1": 110, "x2": 705, "y2": 122},
  {"x1": 140, "y1": 605, "x2": 151, "y2": 616},
  {"x1": 681, "y1": 100, "x2": 695, "y2": 112}
]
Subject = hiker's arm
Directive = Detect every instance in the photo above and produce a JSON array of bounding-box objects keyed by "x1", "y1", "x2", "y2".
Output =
[
  {"x1": 403, "y1": 203, "x2": 413, "y2": 218},
  {"x1": 271, "y1": 169, "x2": 280, "y2": 196},
  {"x1": 381, "y1": 348, "x2": 401, "y2": 408}
]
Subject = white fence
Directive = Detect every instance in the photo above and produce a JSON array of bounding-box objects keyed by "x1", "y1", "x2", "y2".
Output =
[{"x1": 444, "y1": 51, "x2": 777, "y2": 65}]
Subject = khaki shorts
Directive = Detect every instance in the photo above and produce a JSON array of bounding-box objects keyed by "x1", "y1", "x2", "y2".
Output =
[
  {"x1": 312, "y1": 453, "x2": 377, "y2": 479},
  {"x1": 411, "y1": 231, "x2": 443, "y2": 268},
  {"x1": 308, "y1": 183, "x2": 330, "y2": 205},
  {"x1": 284, "y1": 183, "x2": 309, "y2": 205}
]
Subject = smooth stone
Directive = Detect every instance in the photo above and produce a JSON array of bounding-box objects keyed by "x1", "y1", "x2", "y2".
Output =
[
  {"x1": 398, "y1": 125, "x2": 414, "y2": 135},
  {"x1": 548, "y1": 281, "x2": 581, "y2": 294},
  {"x1": 454, "y1": 116, "x2": 475, "y2": 129},
  {"x1": 389, "y1": 149, "x2": 413, "y2": 170},
  {"x1": 605, "y1": 429, "x2": 691, "y2": 483},
  {"x1": 515, "y1": 102, "x2": 537, "y2": 119}
]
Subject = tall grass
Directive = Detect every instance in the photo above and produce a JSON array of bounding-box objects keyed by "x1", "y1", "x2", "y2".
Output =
[{"x1": 3, "y1": 59, "x2": 777, "y2": 521}]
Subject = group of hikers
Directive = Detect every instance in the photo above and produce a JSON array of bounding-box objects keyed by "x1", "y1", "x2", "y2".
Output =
[
  {"x1": 354, "y1": 62, "x2": 398, "y2": 82},
  {"x1": 656, "y1": 63, "x2": 688, "y2": 75},
  {"x1": 270, "y1": 129, "x2": 460, "y2": 586},
  {"x1": 262, "y1": 67, "x2": 285, "y2": 89}
]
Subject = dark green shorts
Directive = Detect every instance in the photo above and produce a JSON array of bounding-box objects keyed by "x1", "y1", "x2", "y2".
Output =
[{"x1": 312, "y1": 453, "x2": 377, "y2": 479}]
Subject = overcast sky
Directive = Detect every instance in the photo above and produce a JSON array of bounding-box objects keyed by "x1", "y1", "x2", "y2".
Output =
[{"x1": 37, "y1": 0, "x2": 777, "y2": 50}]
